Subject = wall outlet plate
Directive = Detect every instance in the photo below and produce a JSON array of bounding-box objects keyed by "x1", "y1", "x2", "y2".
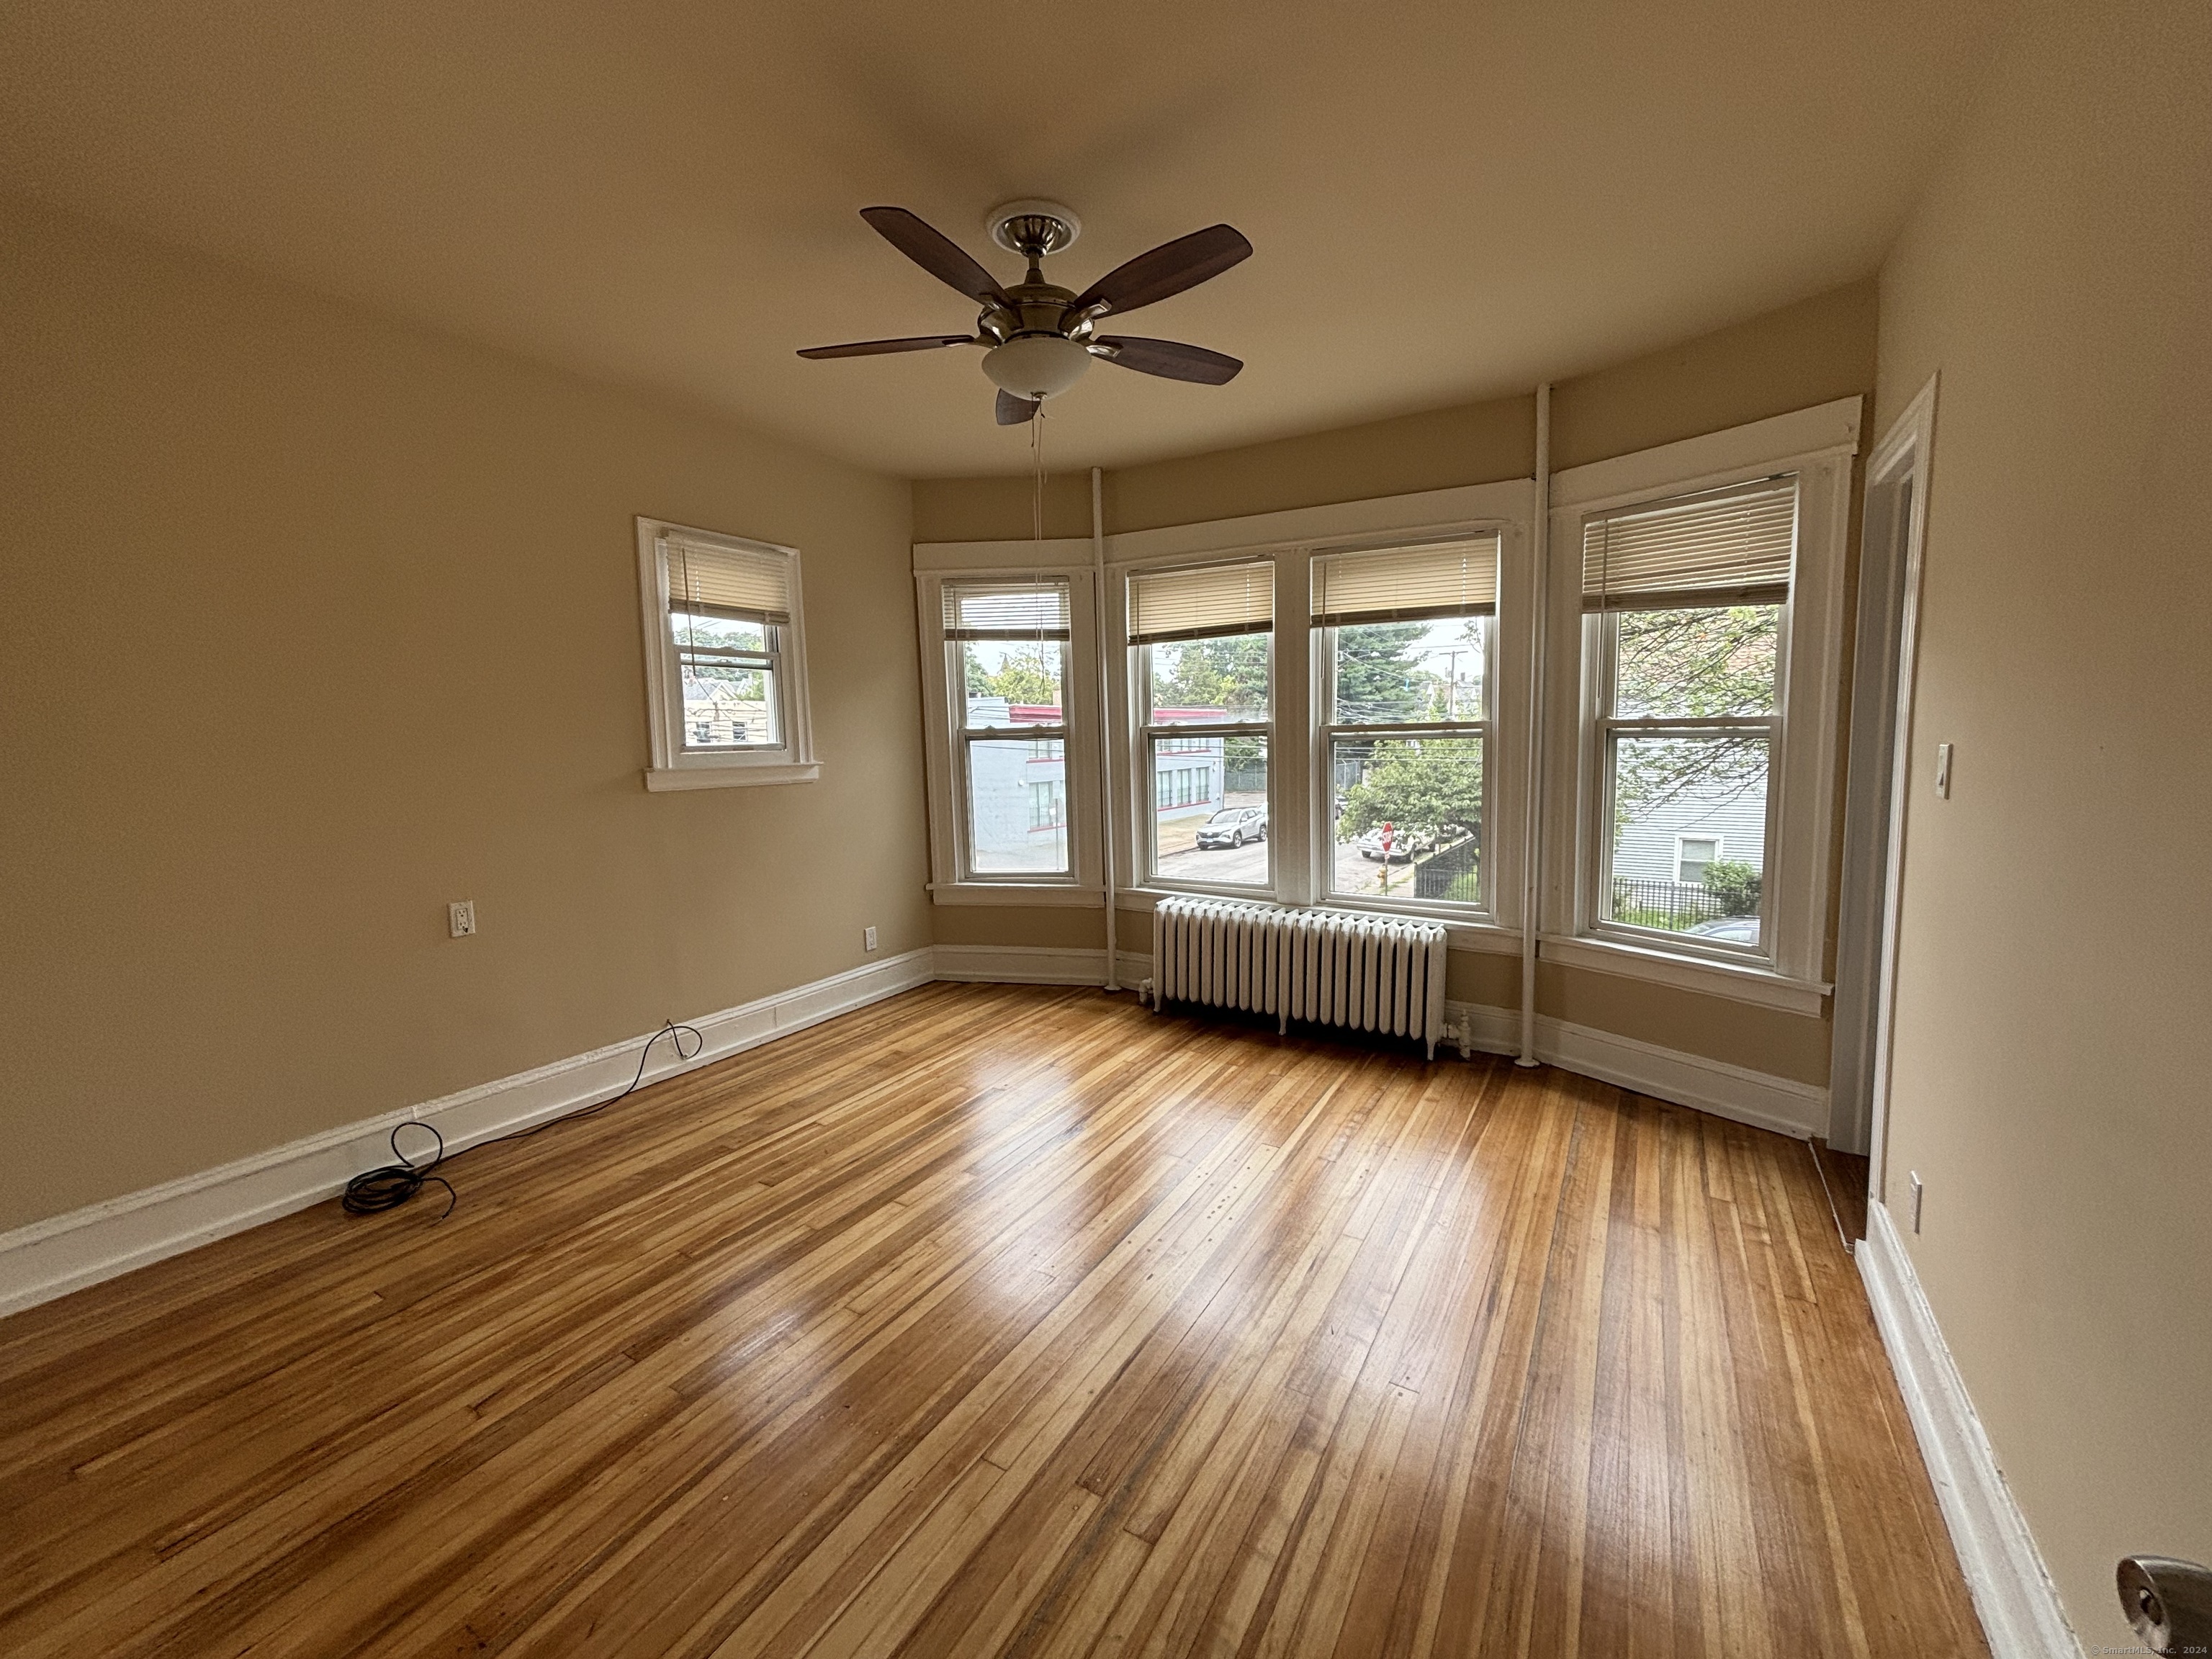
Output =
[
  {"x1": 864, "y1": 925, "x2": 878, "y2": 953},
  {"x1": 1935, "y1": 742, "x2": 1953, "y2": 798},
  {"x1": 1909, "y1": 1169, "x2": 1925, "y2": 1233},
  {"x1": 449, "y1": 900, "x2": 477, "y2": 938}
]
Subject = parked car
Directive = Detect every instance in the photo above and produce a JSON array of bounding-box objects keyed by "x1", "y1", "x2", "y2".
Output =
[
  {"x1": 1195, "y1": 806, "x2": 1269, "y2": 849},
  {"x1": 1686, "y1": 915, "x2": 1761, "y2": 945},
  {"x1": 1353, "y1": 824, "x2": 1437, "y2": 863}
]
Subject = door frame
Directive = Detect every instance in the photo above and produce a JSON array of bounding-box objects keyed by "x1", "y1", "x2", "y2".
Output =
[{"x1": 1831, "y1": 374, "x2": 1938, "y2": 1197}]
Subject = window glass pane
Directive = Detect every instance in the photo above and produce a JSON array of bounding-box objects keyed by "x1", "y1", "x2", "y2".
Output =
[
  {"x1": 966, "y1": 737, "x2": 1069, "y2": 875},
  {"x1": 1328, "y1": 736, "x2": 1483, "y2": 904},
  {"x1": 1147, "y1": 633, "x2": 1269, "y2": 724},
  {"x1": 961, "y1": 639, "x2": 1065, "y2": 728},
  {"x1": 1150, "y1": 735, "x2": 1268, "y2": 886},
  {"x1": 676, "y1": 612, "x2": 778, "y2": 749},
  {"x1": 1331, "y1": 619, "x2": 1486, "y2": 725},
  {"x1": 1608, "y1": 733, "x2": 1767, "y2": 946},
  {"x1": 1611, "y1": 605, "x2": 1779, "y2": 719}
]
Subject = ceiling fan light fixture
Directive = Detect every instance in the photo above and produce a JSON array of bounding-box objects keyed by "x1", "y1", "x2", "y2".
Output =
[{"x1": 982, "y1": 335, "x2": 1092, "y2": 400}]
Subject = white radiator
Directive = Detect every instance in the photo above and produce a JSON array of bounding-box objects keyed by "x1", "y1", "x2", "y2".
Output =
[{"x1": 1148, "y1": 896, "x2": 1453, "y2": 1058}]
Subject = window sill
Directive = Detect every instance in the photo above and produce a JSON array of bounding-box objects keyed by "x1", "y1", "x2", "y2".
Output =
[
  {"x1": 1538, "y1": 932, "x2": 1830, "y2": 1015},
  {"x1": 644, "y1": 762, "x2": 820, "y2": 791},
  {"x1": 928, "y1": 884, "x2": 1102, "y2": 907}
]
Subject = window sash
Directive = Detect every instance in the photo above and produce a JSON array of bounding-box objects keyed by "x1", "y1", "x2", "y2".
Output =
[
  {"x1": 1142, "y1": 729, "x2": 1271, "y2": 891},
  {"x1": 1586, "y1": 596, "x2": 1783, "y2": 955},
  {"x1": 958, "y1": 726, "x2": 1073, "y2": 881},
  {"x1": 1592, "y1": 713, "x2": 1776, "y2": 953},
  {"x1": 676, "y1": 624, "x2": 785, "y2": 753}
]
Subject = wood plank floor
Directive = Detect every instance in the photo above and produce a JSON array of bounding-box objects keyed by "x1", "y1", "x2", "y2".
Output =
[{"x1": 0, "y1": 983, "x2": 1984, "y2": 1658}]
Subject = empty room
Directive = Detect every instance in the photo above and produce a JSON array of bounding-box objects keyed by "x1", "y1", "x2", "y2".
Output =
[{"x1": 1, "y1": 1, "x2": 2206, "y2": 1655}]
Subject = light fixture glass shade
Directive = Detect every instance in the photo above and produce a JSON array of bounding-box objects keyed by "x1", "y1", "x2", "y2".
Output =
[{"x1": 982, "y1": 336, "x2": 1092, "y2": 400}]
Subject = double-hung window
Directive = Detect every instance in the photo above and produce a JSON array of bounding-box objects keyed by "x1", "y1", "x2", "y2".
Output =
[
  {"x1": 637, "y1": 517, "x2": 816, "y2": 790},
  {"x1": 1128, "y1": 562, "x2": 1273, "y2": 891},
  {"x1": 944, "y1": 580, "x2": 1074, "y2": 879},
  {"x1": 1314, "y1": 536, "x2": 1498, "y2": 912},
  {"x1": 1582, "y1": 478, "x2": 1794, "y2": 956}
]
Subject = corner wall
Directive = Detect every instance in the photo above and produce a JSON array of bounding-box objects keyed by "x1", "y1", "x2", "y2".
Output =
[
  {"x1": 1871, "y1": 0, "x2": 2212, "y2": 1636},
  {"x1": 0, "y1": 197, "x2": 932, "y2": 1233},
  {"x1": 917, "y1": 279, "x2": 1878, "y2": 1091}
]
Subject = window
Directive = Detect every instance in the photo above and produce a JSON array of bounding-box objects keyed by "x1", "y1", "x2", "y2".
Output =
[
  {"x1": 1028, "y1": 779, "x2": 1067, "y2": 831},
  {"x1": 1676, "y1": 835, "x2": 1722, "y2": 884},
  {"x1": 1583, "y1": 477, "x2": 1793, "y2": 956},
  {"x1": 1130, "y1": 561, "x2": 1272, "y2": 891},
  {"x1": 1314, "y1": 536, "x2": 1497, "y2": 911},
  {"x1": 636, "y1": 518, "x2": 816, "y2": 791},
  {"x1": 945, "y1": 580, "x2": 1074, "y2": 879}
]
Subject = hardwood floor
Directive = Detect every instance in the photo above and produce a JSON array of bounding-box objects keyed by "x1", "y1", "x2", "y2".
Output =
[{"x1": 0, "y1": 983, "x2": 1984, "y2": 1658}]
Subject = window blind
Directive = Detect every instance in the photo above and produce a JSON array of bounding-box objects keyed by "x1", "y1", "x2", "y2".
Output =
[
  {"x1": 1581, "y1": 478, "x2": 1797, "y2": 613},
  {"x1": 941, "y1": 580, "x2": 1071, "y2": 640},
  {"x1": 666, "y1": 536, "x2": 792, "y2": 624},
  {"x1": 1128, "y1": 561, "x2": 1274, "y2": 644},
  {"x1": 1311, "y1": 534, "x2": 1500, "y2": 627}
]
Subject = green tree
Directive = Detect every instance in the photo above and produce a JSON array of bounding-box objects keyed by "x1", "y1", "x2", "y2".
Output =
[
  {"x1": 1151, "y1": 634, "x2": 1270, "y2": 717},
  {"x1": 963, "y1": 643, "x2": 1061, "y2": 706},
  {"x1": 1331, "y1": 622, "x2": 1431, "y2": 722},
  {"x1": 1337, "y1": 739, "x2": 1483, "y2": 842}
]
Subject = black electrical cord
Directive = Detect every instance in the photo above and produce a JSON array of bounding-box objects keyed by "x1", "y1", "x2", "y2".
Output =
[{"x1": 341, "y1": 1019, "x2": 702, "y2": 1221}]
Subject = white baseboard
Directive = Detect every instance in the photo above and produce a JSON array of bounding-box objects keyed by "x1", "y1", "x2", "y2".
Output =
[
  {"x1": 0, "y1": 948, "x2": 937, "y2": 1320},
  {"x1": 1857, "y1": 1200, "x2": 2081, "y2": 1659},
  {"x1": 934, "y1": 944, "x2": 1117, "y2": 986},
  {"x1": 1444, "y1": 1002, "x2": 1825, "y2": 1139},
  {"x1": 935, "y1": 945, "x2": 1825, "y2": 1141}
]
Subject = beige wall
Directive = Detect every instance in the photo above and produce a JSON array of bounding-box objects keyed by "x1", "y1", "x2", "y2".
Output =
[
  {"x1": 0, "y1": 198, "x2": 932, "y2": 1233},
  {"x1": 917, "y1": 283, "x2": 1875, "y2": 1085},
  {"x1": 1871, "y1": 0, "x2": 2211, "y2": 1635}
]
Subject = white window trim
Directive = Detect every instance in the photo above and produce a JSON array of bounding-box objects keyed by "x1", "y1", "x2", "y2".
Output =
[
  {"x1": 1100, "y1": 479, "x2": 1535, "y2": 945},
  {"x1": 636, "y1": 516, "x2": 818, "y2": 791},
  {"x1": 914, "y1": 551, "x2": 1105, "y2": 901},
  {"x1": 1538, "y1": 396, "x2": 1858, "y2": 1006}
]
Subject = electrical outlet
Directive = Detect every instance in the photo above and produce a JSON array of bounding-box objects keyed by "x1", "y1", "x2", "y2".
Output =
[
  {"x1": 863, "y1": 925, "x2": 878, "y2": 953},
  {"x1": 449, "y1": 900, "x2": 477, "y2": 939},
  {"x1": 1909, "y1": 1170, "x2": 1925, "y2": 1234},
  {"x1": 1935, "y1": 742, "x2": 1953, "y2": 798}
]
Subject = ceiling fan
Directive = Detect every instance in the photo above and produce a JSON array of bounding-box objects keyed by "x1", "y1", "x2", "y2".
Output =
[{"x1": 799, "y1": 200, "x2": 1251, "y2": 425}]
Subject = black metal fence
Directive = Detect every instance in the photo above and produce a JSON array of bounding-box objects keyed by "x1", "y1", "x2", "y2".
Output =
[
  {"x1": 1414, "y1": 835, "x2": 1480, "y2": 901},
  {"x1": 1609, "y1": 876, "x2": 1729, "y2": 930}
]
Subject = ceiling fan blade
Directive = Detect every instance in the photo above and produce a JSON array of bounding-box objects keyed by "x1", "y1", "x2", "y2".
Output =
[
  {"x1": 1091, "y1": 336, "x2": 1244, "y2": 385},
  {"x1": 796, "y1": 334, "x2": 977, "y2": 359},
  {"x1": 1072, "y1": 225, "x2": 1252, "y2": 318},
  {"x1": 860, "y1": 207, "x2": 1009, "y2": 305},
  {"x1": 995, "y1": 390, "x2": 1040, "y2": 426}
]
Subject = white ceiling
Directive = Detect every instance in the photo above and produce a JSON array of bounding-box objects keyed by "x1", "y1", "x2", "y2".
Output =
[{"x1": 0, "y1": 0, "x2": 2015, "y2": 477}]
